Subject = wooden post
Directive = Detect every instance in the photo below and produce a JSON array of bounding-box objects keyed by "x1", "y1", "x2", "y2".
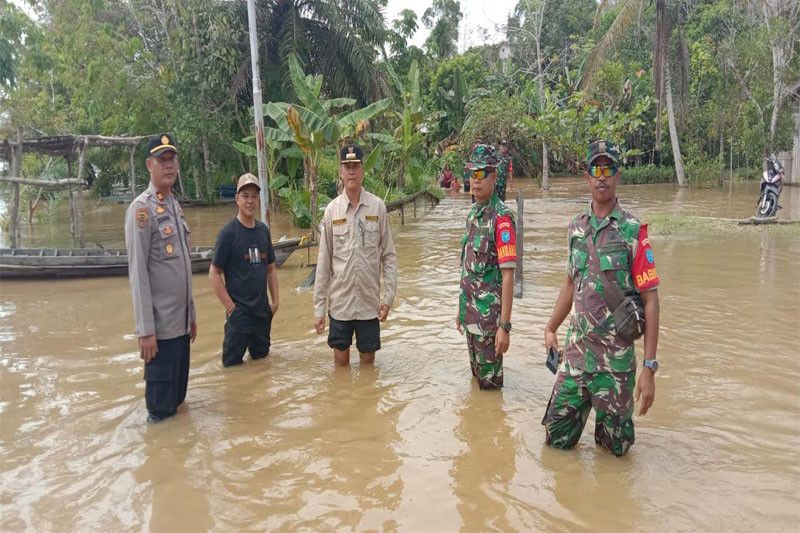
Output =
[
  {"x1": 400, "y1": 204, "x2": 405, "y2": 225},
  {"x1": 413, "y1": 196, "x2": 417, "y2": 218},
  {"x1": 73, "y1": 137, "x2": 87, "y2": 247},
  {"x1": 129, "y1": 145, "x2": 136, "y2": 201},
  {"x1": 514, "y1": 189, "x2": 524, "y2": 298},
  {"x1": 8, "y1": 132, "x2": 22, "y2": 248}
]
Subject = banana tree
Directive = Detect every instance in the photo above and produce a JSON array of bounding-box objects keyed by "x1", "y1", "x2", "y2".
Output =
[
  {"x1": 263, "y1": 54, "x2": 391, "y2": 237},
  {"x1": 383, "y1": 60, "x2": 426, "y2": 188}
]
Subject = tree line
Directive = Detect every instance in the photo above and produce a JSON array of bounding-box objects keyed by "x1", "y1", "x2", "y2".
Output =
[{"x1": 1, "y1": 0, "x2": 797, "y2": 224}]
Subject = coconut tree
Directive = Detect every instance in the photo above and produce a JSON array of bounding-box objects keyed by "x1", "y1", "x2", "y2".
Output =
[
  {"x1": 230, "y1": 0, "x2": 390, "y2": 106},
  {"x1": 583, "y1": 0, "x2": 687, "y2": 186}
]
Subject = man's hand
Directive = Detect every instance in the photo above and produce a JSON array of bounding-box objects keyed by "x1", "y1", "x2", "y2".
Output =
[
  {"x1": 314, "y1": 316, "x2": 325, "y2": 335},
  {"x1": 190, "y1": 321, "x2": 197, "y2": 343},
  {"x1": 544, "y1": 327, "x2": 559, "y2": 352},
  {"x1": 139, "y1": 335, "x2": 158, "y2": 363},
  {"x1": 270, "y1": 301, "x2": 279, "y2": 316},
  {"x1": 635, "y1": 370, "x2": 656, "y2": 416},
  {"x1": 455, "y1": 313, "x2": 463, "y2": 335},
  {"x1": 495, "y1": 328, "x2": 510, "y2": 357},
  {"x1": 378, "y1": 304, "x2": 390, "y2": 322}
]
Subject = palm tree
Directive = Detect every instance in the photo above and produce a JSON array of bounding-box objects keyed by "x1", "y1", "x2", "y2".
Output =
[
  {"x1": 231, "y1": 0, "x2": 390, "y2": 106},
  {"x1": 582, "y1": 0, "x2": 687, "y2": 186}
]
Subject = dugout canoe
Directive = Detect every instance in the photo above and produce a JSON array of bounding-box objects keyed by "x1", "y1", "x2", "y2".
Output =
[{"x1": 0, "y1": 237, "x2": 313, "y2": 280}]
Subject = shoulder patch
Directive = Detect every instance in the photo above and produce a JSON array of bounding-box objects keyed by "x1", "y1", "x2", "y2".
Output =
[
  {"x1": 136, "y1": 208, "x2": 149, "y2": 229},
  {"x1": 332, "y1": 218, "x2": 347, "y2": 226}
]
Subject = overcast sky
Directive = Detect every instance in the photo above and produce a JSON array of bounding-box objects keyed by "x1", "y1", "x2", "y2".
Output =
[{"x1": 385, "y1": 0, "x2": 518, "y2": 51}]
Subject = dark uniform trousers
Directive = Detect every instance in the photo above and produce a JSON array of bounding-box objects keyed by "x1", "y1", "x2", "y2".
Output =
[{"x1": 144, "y1": 335, "x2": 190, "y2": 420}]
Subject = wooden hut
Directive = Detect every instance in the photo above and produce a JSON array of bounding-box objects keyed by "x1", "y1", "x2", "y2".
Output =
[{"x1": 0, "y1": 134, "x2": 152, "y2": 248}]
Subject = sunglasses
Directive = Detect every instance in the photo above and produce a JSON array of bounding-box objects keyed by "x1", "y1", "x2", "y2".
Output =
[
  {"x1": 589, "y1": 165, "x2": 618, "y2": 178},
  {"x1": 471, "y1": 168, "x2": 496, "y2": 181}
]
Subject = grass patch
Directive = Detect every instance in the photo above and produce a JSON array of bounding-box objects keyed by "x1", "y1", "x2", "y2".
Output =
[{"x1": 647, "y1": 213, "x2": 800, "y2": 236}]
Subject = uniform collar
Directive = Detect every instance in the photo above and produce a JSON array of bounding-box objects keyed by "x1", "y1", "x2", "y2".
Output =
[
  {"x1": 148, "y1": 182, "x2": 172, "y2": 202},
  {"x1": 469, "y1": 193, "x2": 499, "y2": 221},
  {"x1": 340, "y1": 187, "x2": 371, "y2": 209},
  {"x1": 582, "y1": 198, "x2": 624, "y2": 222}
]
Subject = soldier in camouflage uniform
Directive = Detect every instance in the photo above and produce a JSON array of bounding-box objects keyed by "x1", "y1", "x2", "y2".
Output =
[
  {"x1": 495, "y1": 140, "x2": 513, "y2": 201},
  {"x1": 456, "y1": 144, "x2": 517, "y2": 389},
  {"x1": 542, "y1": 140, "x2": 661, "y2": 456}
]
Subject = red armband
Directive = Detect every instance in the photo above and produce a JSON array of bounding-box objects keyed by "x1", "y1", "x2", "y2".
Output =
[
  {"x1": 495, "y1": 215, "x2": 517, "y2": 264},
  {"x1": 632, "y1": 224, "x2": 660, "y2": 291}
]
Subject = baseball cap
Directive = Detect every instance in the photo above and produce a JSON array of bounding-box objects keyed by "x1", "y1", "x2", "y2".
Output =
[
  {"x1": 467, "y1": 144, "x2": 499, "y2": 170},
  {"x1": 587, "y1": 140, "x2": 620, "y2": 166},
  {"x1": 236, "y1": 172, "x2": 261, "y2": 193}
]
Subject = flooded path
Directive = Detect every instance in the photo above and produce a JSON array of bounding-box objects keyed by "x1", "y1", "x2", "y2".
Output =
[{"x1": 1, "y1": 180, "x2": 799, "y2": 531}]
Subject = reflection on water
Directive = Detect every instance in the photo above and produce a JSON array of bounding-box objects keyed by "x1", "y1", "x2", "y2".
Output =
[{"x1": 1, "y1": 180, "x2": 799, "y2": 531}]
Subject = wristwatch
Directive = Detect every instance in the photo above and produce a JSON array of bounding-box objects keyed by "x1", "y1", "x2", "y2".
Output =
[
  {"x1": 499, "y1": 321, "x2": 512, "y2": 333},
  {"x1": 643, "y1": 359, "x2": 659, "y2": 373}
]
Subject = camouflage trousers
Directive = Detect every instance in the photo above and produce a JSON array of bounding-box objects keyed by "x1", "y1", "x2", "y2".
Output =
[
  {"x1": 466, "y1": 332, "x2": 503, "y2": 389},
  {"x1": 541, "y1": 361, "x2": 635, "y2": 456}
]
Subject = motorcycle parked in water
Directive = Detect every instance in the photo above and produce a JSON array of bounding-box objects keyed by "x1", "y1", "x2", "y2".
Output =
[{"x1": 756, "y1": 156, "x2": 784, "y2": 218}]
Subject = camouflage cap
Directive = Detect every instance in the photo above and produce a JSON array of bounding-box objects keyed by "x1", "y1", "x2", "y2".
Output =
[
  {"x1": 587, "y1": 139, "x2": 620, "y2": 166},
  {"x1": 467, "y1": 144, "x2": 499, "y2": 170}
]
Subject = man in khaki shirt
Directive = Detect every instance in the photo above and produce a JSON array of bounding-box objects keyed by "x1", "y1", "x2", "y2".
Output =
[
  {"x1": 313, "y1": 144, "x2": 398, "y2": 366},
  {"x1": 125, "y1": 133, "x2": 197, "y2": 423}
]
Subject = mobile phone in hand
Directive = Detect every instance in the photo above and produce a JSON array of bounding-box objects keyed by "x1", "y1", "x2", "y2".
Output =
[{"x1": 546, "y1": 347, "x2": 560, "y2": 374}]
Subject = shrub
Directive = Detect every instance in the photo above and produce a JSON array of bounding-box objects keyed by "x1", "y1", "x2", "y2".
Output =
[
  {"x1": 619, "y1": 165, "x2": 675, "y2": 184},
  {"x1": 685, "y1": 160, "x2": 723, "y2": 188}
]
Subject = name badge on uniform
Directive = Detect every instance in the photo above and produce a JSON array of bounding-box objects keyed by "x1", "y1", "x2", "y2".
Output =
[
  {"x1": 365, "y1": 215, "x2": 379, "y2": 222},
  {"x1": 332, "y1": 218, "x2": 347, "y2": 226}
]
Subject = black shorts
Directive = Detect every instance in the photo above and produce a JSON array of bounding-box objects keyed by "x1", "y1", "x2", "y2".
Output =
[
  {"x1": 328, "y1": 315, "x2": 381, "y2": 353},
  {"x1": 222, "y1": 306, "x2": 272, "y2": 367}
]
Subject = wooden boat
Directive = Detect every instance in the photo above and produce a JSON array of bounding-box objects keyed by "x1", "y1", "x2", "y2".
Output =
[{"x1": 0, "y1": 237, "x2": 313, "y2": 280}]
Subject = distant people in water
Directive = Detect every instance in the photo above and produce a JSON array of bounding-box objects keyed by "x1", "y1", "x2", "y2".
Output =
[{"x1": 440, "y1": 164, "x2": 455, "y2": 188}]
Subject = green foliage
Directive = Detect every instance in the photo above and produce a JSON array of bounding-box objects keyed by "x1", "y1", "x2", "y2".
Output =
[
  {"x1": 460, "y1": 93, "x2": 538, "y2": 178},
  {"x1": 684, "y1": 160, "x2": 723, "y2": 188},
  {"x1": 619, "y1": 165, "x2": 675, "y2": 184},
  {"x1": 428, "y1": 52, "x2": 490, "y2": 136},
  {"x1": 278, "y1": 187, "x2": 312, "y2": 228},
  {"x1": 422, "y1": 0, "x2": 462, "y2": 60}
]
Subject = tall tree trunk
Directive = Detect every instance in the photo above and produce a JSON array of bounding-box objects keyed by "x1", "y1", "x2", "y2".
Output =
[
  {"x1": 9, "y1": 131, "x2": 22, "y2": 248},
  {"x1": 200, "y1": 136, "x2": 211, "y2": 200},
  {"x1": 768, "y1": 42, "x2": 785, "y2": 149},
  {"x1": 308, "y1": 156, "x2": 318, "y2": 240},
  {"x1": 665, "y1": 63, "x2": 686, "y2": 187},
  {"x1": 533, "y1": 0, "x2": 550, "y2": 189}
]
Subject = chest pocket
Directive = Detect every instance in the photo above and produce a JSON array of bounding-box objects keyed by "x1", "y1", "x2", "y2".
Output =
[
  {"x1": 466, "y1": 226, "x2": 493, "y2": 274},
  {"x1": 598, "y1": 242, "x2": 632, "y2": 292},
  {"x1": 361, "y1": 218, "x2": 380, "y2": 248},
  {"x1": 157, "y1": 217, "x2": 179, "y2": 260},
  {"x1": 332, "y1": 222, "x2": 351, "y2": 259},
  {"x1": 569, "y1": 236, "x2": 589, "y2": 280}
]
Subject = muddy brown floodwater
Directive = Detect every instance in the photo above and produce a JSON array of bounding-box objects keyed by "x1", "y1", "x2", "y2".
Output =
[{"x1": 1, "y1": 180, "x2": 799, "y2": 531}]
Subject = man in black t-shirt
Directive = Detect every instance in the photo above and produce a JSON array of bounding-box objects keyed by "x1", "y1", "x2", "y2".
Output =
[{"x1": 209, "y1": 173, "x2": 280, "y2": 367}]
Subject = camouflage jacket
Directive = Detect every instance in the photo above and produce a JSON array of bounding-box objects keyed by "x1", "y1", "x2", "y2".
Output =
[
  {"x1": 495, "y1": 154, "x2": 511, "y2": 199},
  {"x1": 459, "y1": 194, "x2": 517, "y2": 336},
  {"x1": 564, "y1": 200, "x2": 658, "y2": 373}
]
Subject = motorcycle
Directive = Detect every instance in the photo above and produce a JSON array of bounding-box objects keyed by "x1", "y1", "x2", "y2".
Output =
[{"x1": 756, "y1": 156, "x2": 784, "y2": 218}]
